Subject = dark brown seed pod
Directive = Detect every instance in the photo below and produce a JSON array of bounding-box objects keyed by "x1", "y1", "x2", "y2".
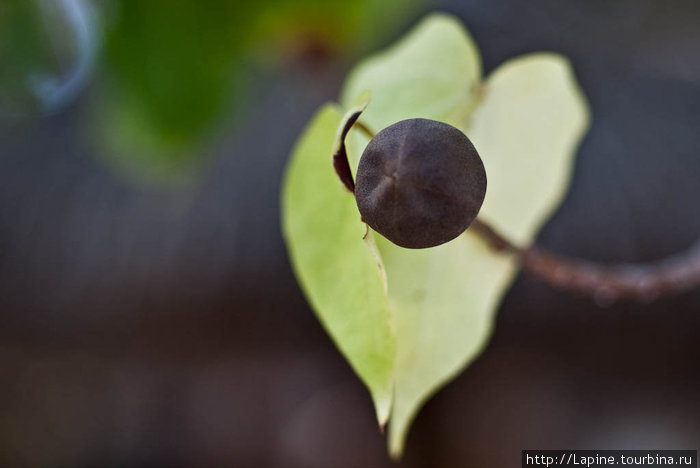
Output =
[{"x1": 355, "y1": 118, "x2": 486, "y2": 249}]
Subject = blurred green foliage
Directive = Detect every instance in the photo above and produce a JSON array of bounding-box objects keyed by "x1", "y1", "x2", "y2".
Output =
[
  {"x1": 94, "y1": 0, "x2": 254, "y2": 178},
  {"x1": 94, "y1": 0, "x2": 424, "y2": 180}
]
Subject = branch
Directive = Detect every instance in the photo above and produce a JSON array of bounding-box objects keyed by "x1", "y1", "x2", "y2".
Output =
[{"x1": 470, "y1": 219, "x2": 700, "y2": 305}]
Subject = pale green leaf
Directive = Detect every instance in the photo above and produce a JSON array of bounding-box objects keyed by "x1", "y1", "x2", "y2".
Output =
[
  {"x1": 340, "y1": 12, "x2": 482, "y2": 132},
  {"x1": 469, "y1": 53, "x2": 591, "y2": 246},
  {"x1": 377, "y1": 233, "x2": 516, "y2": 456},
  {"x1": 281, "y1": 104, "x2": 395, "y2": 425}
]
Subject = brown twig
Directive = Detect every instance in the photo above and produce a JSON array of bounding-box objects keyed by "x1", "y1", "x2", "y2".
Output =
[{"x1": 470, "y1": 219, "x2": 700, "y2": 305}]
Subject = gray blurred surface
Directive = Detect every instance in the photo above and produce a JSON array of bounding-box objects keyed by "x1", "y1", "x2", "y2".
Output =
[{"x1": 2, "y1": 1, "x2": 700, "y2": 467}]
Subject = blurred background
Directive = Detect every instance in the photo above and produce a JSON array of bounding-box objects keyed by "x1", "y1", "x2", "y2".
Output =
[{"x1": 1, "y1": 1, "x2": 699, "y2": 466}]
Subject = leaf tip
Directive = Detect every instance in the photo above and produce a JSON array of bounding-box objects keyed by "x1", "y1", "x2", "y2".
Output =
[
  {"x1": 372, "y1": 389, "x2": 393, "y2": 429},
  {"x1": 388, "y1": 428, "x2": 406, "y2": 461}
]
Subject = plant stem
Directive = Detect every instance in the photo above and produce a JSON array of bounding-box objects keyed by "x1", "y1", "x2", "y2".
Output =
[
  {"x1": 470, "y1": 219, "x2": 700, "y2": 305},
  {"x1": 354, "y1": 120, "x2": 376, "y2": 140}
]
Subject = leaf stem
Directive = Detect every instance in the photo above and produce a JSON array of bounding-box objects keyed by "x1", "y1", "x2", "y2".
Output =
[
  {"x1": 470, "y1": 219, "x2": 700, "y2": 305},
  {"x1": 354, "y1": 120, "x2": 376, "y2": 140}
]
